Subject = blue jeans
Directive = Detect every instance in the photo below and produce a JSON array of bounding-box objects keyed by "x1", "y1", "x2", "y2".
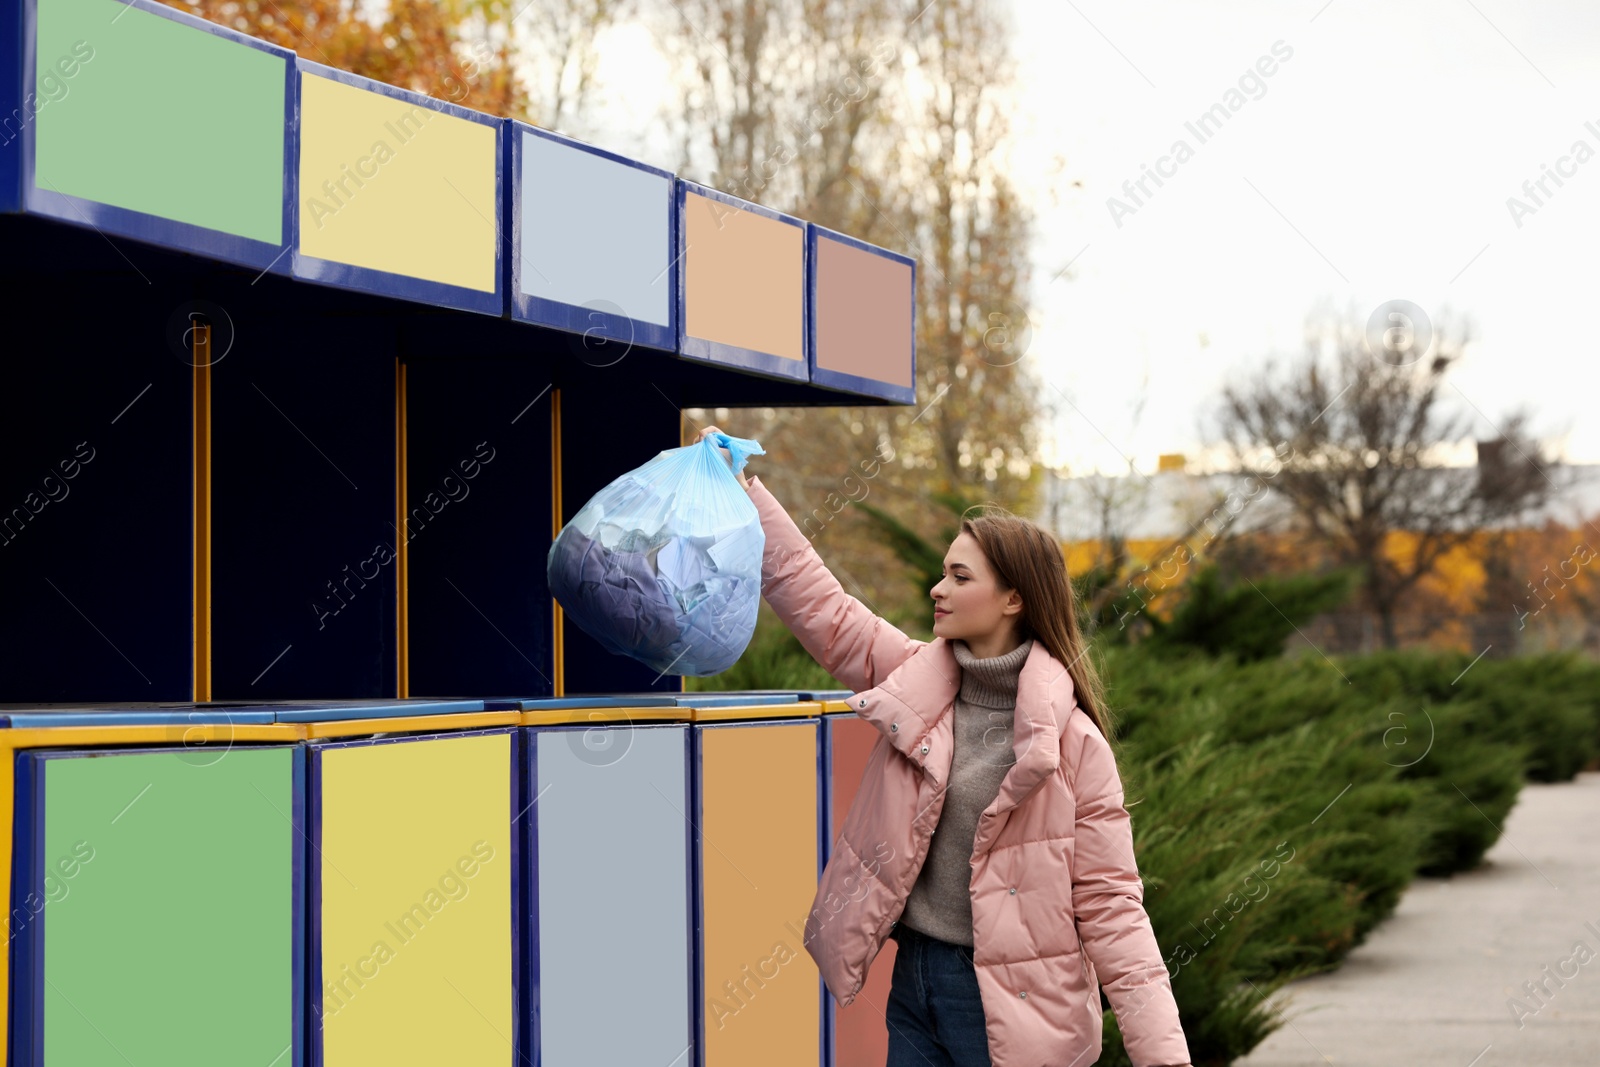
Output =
[{"x1": 884, "y1": 922, "x2": 994, "y2": 1067}]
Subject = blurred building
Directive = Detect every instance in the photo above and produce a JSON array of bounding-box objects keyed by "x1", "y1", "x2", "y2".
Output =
[{"x1": 1038, "y1": 450, "x2": 1600, "y2": 656}]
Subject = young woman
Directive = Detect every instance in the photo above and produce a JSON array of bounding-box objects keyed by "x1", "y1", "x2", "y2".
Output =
[{"x1": 702, "y1": 426, "x2": 1192, "y2": 1067}]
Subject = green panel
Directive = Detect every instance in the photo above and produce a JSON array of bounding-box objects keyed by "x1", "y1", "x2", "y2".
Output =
[
  {"x1": 42, "y1": 748, "x2": 295, "y2": 1066},
  {"x1": 34, "y1": 0, "x2": 286, "y2": 242}
]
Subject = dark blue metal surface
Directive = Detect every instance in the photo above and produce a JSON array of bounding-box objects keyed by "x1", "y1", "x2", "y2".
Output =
[{"x1": 404, "y1": 356, "x2": 556, "y2": 699}]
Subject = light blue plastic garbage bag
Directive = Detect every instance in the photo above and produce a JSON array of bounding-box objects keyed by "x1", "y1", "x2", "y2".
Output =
[{"x1": 546, "y1": 433, "x2": 766, "y2": 677}]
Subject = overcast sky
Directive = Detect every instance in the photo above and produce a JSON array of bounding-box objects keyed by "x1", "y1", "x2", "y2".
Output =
[
  {"x1": 575, "y1": 1, "x2": 1599, "y2": 478},
  {"x1": 1007, "y1": 0, "x2": 1600, "y2": 475}
]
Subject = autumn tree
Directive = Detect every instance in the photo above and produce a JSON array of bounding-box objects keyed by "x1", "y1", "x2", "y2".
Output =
[
  {"x1": 1211, "y1": 307, "x2": 1562, "y2": 649},
  {"x1": 161, "y1": 0, "x2": 631, "y2": 127}
]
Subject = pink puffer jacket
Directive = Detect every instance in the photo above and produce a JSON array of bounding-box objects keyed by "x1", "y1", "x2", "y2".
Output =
[{"x1": 748, "y1": 476, "x2": 1191, "y2": 1067}]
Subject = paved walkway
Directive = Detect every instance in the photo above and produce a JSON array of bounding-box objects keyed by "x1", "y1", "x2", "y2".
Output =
[{"x1": 1237, "y1": 771, "x2": 1600, "y2": 1067}]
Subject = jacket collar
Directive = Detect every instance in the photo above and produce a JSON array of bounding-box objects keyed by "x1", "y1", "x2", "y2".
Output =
[{"x1": 856, "y1": 638, "x2": 1073, "y2": 815}]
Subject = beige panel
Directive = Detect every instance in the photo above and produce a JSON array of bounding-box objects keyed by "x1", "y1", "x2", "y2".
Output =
[{"x1": 684, "y1": 192, "x2": 805, "y2": 362}]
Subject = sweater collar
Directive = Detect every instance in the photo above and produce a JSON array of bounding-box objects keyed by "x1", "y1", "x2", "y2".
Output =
[
  {"x1": 862, "y1": 638, "x2": 1073, "y2": 815},
  {"x1": 952, "y1": 638, "x2": 1033, "y2": 708}
]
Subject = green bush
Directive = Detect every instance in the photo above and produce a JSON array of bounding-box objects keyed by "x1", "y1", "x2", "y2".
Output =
[
  {"x1": 1395, "y1": 704, "x2": 1526, "y2": 875},
  {"x1": 1104, "y1": 649, "x2": 1428, "y2": 959},
  {"x1": 1080, "y1": 657, "x2": 1363, "y2": 1063},
  {"x1": 1458, "y1": 654, "x2": 1599, "y2": 781},
  {"x1": 1338, "y1": 649, "x2": 1598, "y2": 783},
  {"x1": 1143, "y1": 564, "x2": 1358, "y2": 662},
  {"x1": 1023, "y1": 644, "x2": 1582, "y2": 1064},
  {"x1": 1090, "y1": 643, "x2": 1555, "y2": 1065}
]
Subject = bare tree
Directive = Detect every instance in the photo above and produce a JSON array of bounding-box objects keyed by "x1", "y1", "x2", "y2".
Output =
[
  {"x1": 889, "y1": 0, "x2": 1039, "y2": 508},
  {"x1": 508, "y1": 0, "x2": 637, "y2": 133},
  {"x1": 1212, "y1": 309, "x2": 1560, "y2": 649},
  {"x1": 649, "y1": 0, "x2": 1053, "y2": 625},
  {"x1": 657, "y1": 0, "x2": 902, "y2": 225},
  {"x1": 661, "y1": 0, "x2": 1045, "y2": 621}
]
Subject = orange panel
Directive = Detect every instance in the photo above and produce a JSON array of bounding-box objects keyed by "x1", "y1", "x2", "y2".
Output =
[
  {"x1": 683, "y1": 191, "x2": 805, "y2": 362},
  {"x1": 699, "y1": 722, "x2": 821, "y2": 1067}
]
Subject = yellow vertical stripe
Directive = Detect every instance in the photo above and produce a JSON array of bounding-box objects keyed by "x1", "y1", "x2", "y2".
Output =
[
  {"x1": 0, "y1": 736, "x2": 12, "y2": 1053},
  {"x1": 193, "y1": 330, "x2": 212, "y2": 702},
  {"x1": 396, "y1": 360, "x2": 409, "y2": 698},
  {"x1": 551, "y1": 387, "x2": 564, "y2": 697},
  {"x1": 677, "y1": 410, "x2": 690, "y2": 694}
]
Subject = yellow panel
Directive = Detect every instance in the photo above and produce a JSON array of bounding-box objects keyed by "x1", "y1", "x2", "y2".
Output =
[
  {"x1": 298, "y1": 72, "x2": 497, "y2": 292},
  {"x1": 700, "y1": 723, "x2": 820, "y2": 1067},
  {"x1": 320, "y1": 732, "x2": 512, "y2": 1065}
]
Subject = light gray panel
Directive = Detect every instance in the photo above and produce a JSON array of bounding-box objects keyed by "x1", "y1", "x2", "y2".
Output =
[
  {"x1": 520, "y1": 132, "x2": 672, "y2": 327},
  {"x1": 536, "y1": 723, "x2": 690, "y2": 1066}
]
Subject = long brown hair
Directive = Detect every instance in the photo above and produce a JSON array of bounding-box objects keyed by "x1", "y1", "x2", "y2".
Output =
[{"x1": 959, "y1": 506, "x2": 1113, "y2": 739}]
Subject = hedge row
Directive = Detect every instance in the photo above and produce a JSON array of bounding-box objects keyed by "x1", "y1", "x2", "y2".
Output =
[
  {"x1": 689, "y1": 620, "x2": 1600, "y2": 1064},
  {"x1": 1095, "y1": 646, "x2": 1600, "y2": 1065}
]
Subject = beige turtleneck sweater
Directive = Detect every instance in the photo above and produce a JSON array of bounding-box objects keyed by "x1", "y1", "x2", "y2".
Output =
[{"x1": 898, "y1": 637, "x2": 1032, "y2": 946}]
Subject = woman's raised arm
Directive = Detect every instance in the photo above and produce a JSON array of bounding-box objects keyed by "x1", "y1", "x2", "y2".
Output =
[{"x1": 700, "y1": 426, "x2": 923, "y2": 694}]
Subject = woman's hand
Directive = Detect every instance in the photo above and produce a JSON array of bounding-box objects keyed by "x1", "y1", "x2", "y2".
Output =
[{"x1": 698, "y1": 424, "x2": 750, "y2": 489}]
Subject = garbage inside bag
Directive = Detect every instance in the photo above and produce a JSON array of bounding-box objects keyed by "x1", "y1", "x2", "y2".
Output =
[{"x1": 547, "y1": 432, "x2": 766, "y2": 676}]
